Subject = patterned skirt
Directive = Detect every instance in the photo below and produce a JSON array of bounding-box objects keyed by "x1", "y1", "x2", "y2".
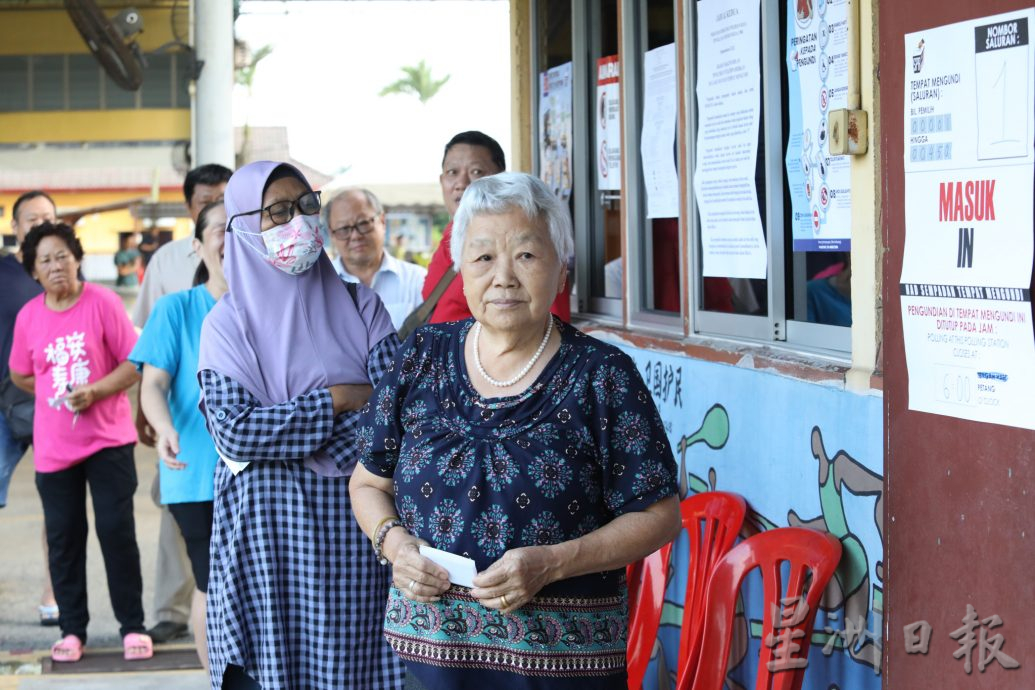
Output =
[{"x1": 207, "y1": 460, "x2": 404, "y2": 690}]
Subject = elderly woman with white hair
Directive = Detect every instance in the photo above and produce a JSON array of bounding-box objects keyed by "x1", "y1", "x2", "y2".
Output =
[{"x1": 350, "y1": 172, "x2": 680, "y2": 690}]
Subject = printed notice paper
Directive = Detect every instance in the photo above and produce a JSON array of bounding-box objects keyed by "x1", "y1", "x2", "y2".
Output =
[
  {"x1": 785, "y1": 0, "x2": 852, "y2": 252},
  {"x1": 641, "y1": 43, "x2": 679, "y2": 219},
  {"x1": 901, "y1": 10, "x2": 1035, "y2": 429},
  {"x1": 693, "y1": 0, "x2": 767, "y2": 279}
]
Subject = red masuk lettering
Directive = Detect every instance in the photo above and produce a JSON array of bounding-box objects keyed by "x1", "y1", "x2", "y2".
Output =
[{"x1": 938, "y1": 179, "x2": 995, "y2": 222}]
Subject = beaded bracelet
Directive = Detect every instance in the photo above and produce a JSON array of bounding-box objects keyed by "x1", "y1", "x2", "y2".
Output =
[
  {"x1": 373, "y1": 518, "x2": 403, "y2": 566},
  {"x1": 371, "y1": 515, "x2": 400, "y2": 546}
]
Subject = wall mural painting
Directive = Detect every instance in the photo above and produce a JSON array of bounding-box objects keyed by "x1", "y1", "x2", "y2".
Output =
[{"x1": 610, "y1": 341, "x2": 884, "y2": 690}]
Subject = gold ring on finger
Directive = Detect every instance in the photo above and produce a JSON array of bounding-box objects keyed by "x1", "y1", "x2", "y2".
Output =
[
  {"x1": 500, "y1": 593, "x2": 509, "y2": 608},
  {"x1": 408, "y1": 579, "x2": 417, "y2": 592}
]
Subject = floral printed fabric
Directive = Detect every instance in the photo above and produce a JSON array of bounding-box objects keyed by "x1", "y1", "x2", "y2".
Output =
[
  {"x1": 383, "y1": 587, "x2": 628, "y2": 678},
  {"x1": 360, "y1": 319, "x2": 677, "y2": 685}
]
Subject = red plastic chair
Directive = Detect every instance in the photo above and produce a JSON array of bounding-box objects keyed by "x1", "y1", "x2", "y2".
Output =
[
  {"x1": 627, "y1": 492, "x2": 746, "y2": 690},
  {"x1": 689, "y1": 527, "x2": 843, "y2": 690},
  {"x1": 675, "y1": 492, "x2": 746, "y2": 689},
  {"x1": 627, "y1": 542, "x2": 672, "y2": 689}
]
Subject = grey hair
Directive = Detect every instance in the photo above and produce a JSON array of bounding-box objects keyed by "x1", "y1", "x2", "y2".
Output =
[
  {"x1": 451, "y1": 172, "x2": 574, "y2": 270},
  {"x1": 322, "y1": 187, "x2": 384, "y2": 228}
]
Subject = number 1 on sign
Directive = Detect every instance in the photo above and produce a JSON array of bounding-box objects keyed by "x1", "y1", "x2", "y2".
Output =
[{"x1": 975, "y1": 44, "x2": 1029, "y2": 159}]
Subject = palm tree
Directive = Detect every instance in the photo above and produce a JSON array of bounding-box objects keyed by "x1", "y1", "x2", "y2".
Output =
[
  {"x1": 379, "y1": 59, "x2": 450, "y2": 104},
  {"x1": 235, "y1": 43, "x2": 273, "y2": 167}
]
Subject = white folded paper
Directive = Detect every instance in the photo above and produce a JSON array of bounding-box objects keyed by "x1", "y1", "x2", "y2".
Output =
[
  {"x1": 418, "y1": 545, "x2": 477, "y2": 588},
  {"x1": 219, "y1": 453, "x2": 250, "y2": 476}
]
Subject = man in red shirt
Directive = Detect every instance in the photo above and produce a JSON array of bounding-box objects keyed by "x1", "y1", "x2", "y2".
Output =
[{"x1": 422, "y1": 131, "x2": 571, "y2": 322}]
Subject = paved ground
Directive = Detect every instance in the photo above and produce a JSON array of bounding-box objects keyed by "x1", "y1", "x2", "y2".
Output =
[
  {"x1": 0, "y1": 671, "x2": 208, "y2": 690},
  {"x1": 0, "y1": 289, "x2": 208, "y2": 687}
]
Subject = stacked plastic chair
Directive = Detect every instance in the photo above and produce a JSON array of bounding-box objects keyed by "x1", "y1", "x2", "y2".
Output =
[
  {"x1": 689, "y1": 527, "x2": 843, "y2": 690},
  {"x1": 626, "y1": 491, "x2": 747, "y2": 690}
]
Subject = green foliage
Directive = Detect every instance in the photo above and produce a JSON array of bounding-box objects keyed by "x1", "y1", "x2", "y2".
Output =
[
  {"x1": 378, "y1": 59, "x2": 450, "y2": 104},
  {"x1": 235, "y1": 44, "x2": 274, "y2": 91}
]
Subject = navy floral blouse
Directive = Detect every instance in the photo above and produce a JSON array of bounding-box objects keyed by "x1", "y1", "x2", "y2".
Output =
[{"x1": 360, "y1": 319, "x2": 677, "y2": 690}]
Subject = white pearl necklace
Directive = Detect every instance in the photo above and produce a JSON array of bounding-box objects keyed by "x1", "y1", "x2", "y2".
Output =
[{"x1": 472, "y1": 318, "x2": 553, "y2": 388}]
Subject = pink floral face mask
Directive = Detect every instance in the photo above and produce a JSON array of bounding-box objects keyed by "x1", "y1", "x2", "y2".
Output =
[{"x1": 236, "y1": 214, "x2": 324, "y2": 275}]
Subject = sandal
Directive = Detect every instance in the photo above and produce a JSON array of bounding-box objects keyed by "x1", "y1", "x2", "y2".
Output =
[
  {"x1": 39, "y1": 604, "x2": 60, "y2": 627},
  {"x1": 51, "y1": 634, "x2": 84, "y2": 663},
  {"x1": 123, "y1": 632, "x2": 153, "y2": 661}
]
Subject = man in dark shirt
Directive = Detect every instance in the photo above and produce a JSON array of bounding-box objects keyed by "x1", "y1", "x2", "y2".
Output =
[{"x1": 1, "y1": 190, "x2": 57, "y2": 625}]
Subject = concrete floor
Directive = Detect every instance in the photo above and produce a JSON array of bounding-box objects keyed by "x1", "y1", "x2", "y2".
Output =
[
  {"x1": 0, "y1": 671, "x2": 208, "y2": 690},
  {"x1": 0, "y1": 438, "x2": 209, "y2": 688},
  {"x1": 0, "y1": 288, "x2": 208, "y2": 687}
]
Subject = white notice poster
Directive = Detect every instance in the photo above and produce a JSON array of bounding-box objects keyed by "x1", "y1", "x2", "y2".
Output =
[
  {"x1": 693, "y1": 0, "x2": 767, "y2": 279},
  {"x1": 641, "y1": 43, "x2": 679, "y2": 219},
  {"x1": 901, "y1": 10, "x2": 1035, "y2": 429},
  {"x1": 596, "y1": 55, "x2": 621, "y2": 191},
  {"x1": 785, "y1": 0, "x2": 852, "y2": 252}
]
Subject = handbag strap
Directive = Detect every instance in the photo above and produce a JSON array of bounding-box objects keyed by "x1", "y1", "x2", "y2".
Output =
[{"x1": 398, "y1": 268, "x2": 456, "y2": 341}]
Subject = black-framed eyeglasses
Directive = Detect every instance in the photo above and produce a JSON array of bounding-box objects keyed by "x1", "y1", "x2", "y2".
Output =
[
  {"x1": 331, "y1": 216, "x2": 378, "y2": 239},
  {"x1": 231, "y1": 191, "x2": 322, "y2": 227}
]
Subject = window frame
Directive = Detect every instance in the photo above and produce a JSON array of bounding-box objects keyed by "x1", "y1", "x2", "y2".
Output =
[
  {"x1": 0, "y1": 52, "x2": 188, "y2": 113},
  {"x1": 533, "y1": 0, "x2": 852, "y2": 356},
  {"x1": 622, "y1": 0, "x2": 685, "y2": 335}
]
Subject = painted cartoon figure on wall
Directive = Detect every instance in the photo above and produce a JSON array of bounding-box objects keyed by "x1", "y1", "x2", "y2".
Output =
[
  {"x1": 676, "y1": 403, "x2": 728, "y2": 498},
  {"x1": 788, "y1": 426, "x2": 885, "y2": 671}
]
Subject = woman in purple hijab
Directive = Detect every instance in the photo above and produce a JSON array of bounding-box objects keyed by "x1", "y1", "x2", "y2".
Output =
[{"x1": 197, "y1": 161, "x2": 404, "y2": 690}]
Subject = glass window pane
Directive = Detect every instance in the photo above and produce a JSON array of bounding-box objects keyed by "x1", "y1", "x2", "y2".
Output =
[
  {"x1": 0, "y1": 56, "x2": 30, "y2": 112},
  {"x1": 68, "y1": 54, "x2": 100, "y2": 110},
  {"x1": 788, "y1": 249, "x2": 852, "y2": 326},
  {"x1": 636, "y1": 0, "x2": 680, "y2": 314},
  {"x1": 141, "y1": 53, "x2": 173, "y2": 108},
  {"x1": 31, "y1": 55, "x2": 65, "y2": 111},
  {"x1": 588, "y1": 1, "x2": 620, "y2": 305},
  {"x1": 105, "y1": 70, "x2": 138, "y2": 108},
  {"x1": 537, "y1": 0, "x2": 572, "y2": 70},
  {"x1": 173, "y1": 53, "x2": 190, "y2": 108}
]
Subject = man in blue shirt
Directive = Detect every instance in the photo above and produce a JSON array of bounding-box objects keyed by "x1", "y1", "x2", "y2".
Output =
[{"x1": 1, "y1": 190, "x2": 55, "y2": 625}]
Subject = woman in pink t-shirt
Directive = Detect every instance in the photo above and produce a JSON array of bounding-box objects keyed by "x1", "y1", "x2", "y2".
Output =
[{"x1": 8, "y1": 222, "x2": 152, "y2": 664}]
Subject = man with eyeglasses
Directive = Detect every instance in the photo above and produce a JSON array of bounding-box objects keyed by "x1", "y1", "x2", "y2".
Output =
[{"x1": 325, "y1": 188, "x2": 426, "y2": 330}]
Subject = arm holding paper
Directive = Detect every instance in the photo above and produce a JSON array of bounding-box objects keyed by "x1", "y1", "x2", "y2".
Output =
[
  {"x1": 350, "y1": 462, "x2": 679, "y2": 612},
  {"x1": 350, "y1": 464, "x2": 450, "y2": 603},
  {"x1": 470, "y1": 495, "x2": 679, "y2": 612}
]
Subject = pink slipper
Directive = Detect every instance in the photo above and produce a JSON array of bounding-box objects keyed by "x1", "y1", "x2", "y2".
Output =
[
  {"x1": 51, "y1": 634, "x2": 84, "y2": 663},
  {"x1": 123, "y1": 632, "x2": 153, "y2": 661}
]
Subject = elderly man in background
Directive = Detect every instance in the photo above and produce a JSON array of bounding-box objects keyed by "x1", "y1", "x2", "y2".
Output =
[
  {"x1": 326, "y1": 188, "x2": 426, "y2": 330},
  {"x1": 132, "y1": 162, "x2": 232, "y2": 645}
]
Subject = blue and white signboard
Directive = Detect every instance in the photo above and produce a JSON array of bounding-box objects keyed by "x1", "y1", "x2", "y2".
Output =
[{"x1": 785, "y1": 0, "x2": 852, "y2": 252}]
